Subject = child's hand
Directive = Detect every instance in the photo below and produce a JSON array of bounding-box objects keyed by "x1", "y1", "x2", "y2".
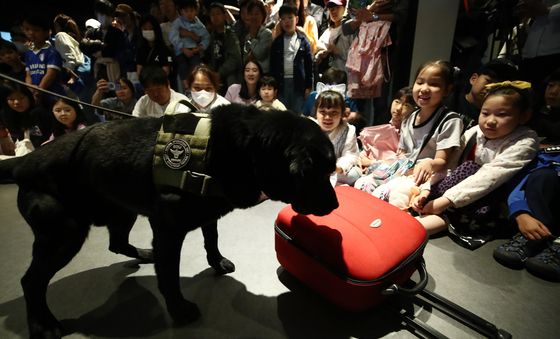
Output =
[
  {"x1": 515, "y1": 213, "x2": 552, "y2": 240},
  {"x1": 411, "y1": 190, "x2": 430, "y2": 212},
  {"x1": 96, "y1": 79, "x2": 110, "y2": 92},
  {"x1": 420, "y1": 197, "x2": 451, "y2": 215},
  {"x1": 359, "y1": 154, "x2": 373, "y2": 169},
  {"x1": 413, "y1": 160, "x2": 433, "y2": 185}
]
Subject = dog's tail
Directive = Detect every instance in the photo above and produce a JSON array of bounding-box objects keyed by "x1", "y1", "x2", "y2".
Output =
[{"x1": 0, "y1": 157, "x2": 19, "y2": 184}]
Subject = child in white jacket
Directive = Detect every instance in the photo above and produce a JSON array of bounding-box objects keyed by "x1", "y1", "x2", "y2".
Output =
[
  {"x1": 311, "y1": 90, "x2": 360, "y2": 185},
  {"x1": 414, "y1": 81, "x2": 539, "y2": 235}
]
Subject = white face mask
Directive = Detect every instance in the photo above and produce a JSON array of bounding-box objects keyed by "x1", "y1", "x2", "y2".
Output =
[
  {"x1": 191, "y1": 90, "x2": 215, "y2": 108},
  {"x1": 142, "y1": 30, "x2": 155, "y2": 42}
]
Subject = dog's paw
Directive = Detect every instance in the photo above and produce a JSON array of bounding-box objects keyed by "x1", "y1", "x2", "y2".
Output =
[
  {"x1": 28, "y1": 317, "x2": 63, "y2": 339},
  {"x1": 208, "y1": 256, "x2": 235, "y2": 275},
  {"x1": 136, "y1": 248, "x2": 154, "y2": 263},
  {"x1": 109, "y1": 244, "x2": 154, "y2": 263},
  {"x1": 167, "y1": 299, "x2": 201, "y2": 326}
]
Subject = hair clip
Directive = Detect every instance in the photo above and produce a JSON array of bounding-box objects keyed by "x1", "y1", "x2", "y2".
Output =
[{"x1": 485, "y1": 80, "x2": 531, "y2": 91}]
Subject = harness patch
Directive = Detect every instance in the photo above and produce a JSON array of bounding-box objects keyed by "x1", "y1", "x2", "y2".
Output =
[{"x1": 163, "y1": 139, "x2": 191, "y2": 169}]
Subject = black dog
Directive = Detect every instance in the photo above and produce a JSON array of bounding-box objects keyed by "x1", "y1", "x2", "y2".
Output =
[{"x1": 0, "y1": 103, "x2": 338, "y2": 339}]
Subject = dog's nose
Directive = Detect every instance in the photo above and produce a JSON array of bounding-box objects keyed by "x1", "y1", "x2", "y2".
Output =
[
  {"x1": 314, "y1": 198, "x2": 339, "y2": 216},
  {"x1": 295, "y1": 197, "x2": 338, "y2": 216}
]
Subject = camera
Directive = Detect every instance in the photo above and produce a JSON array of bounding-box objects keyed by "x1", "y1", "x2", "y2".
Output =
[{"x1": 107, "y1": 82, "x2": 121, "y2": 91}]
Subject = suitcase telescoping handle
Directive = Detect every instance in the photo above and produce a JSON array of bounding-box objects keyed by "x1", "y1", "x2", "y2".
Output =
[{"x1": 381, "y1": 258, "x2": 428, "y2": 296}]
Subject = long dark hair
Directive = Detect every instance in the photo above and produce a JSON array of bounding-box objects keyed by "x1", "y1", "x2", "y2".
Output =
[
  {"x1": 51, "y1": 97, "x2": 88, "y2": 137},
  {"x1": 139, "y1": 14, "x2": 166, "y2": 47},
  {"x1": 53, "y1": 13, "x2": 83, "y2": 41},
  {"x1": 0, "y1": 82, "x2": 36, "y2": 134},
  {"x1": 239, "y1": 57, "x2": 262, "y2": 100}
]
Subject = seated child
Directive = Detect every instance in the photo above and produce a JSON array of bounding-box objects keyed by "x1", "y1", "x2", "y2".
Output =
[
  {"x1": 493, "y1": 69, "x2": 560, "y2": 281},
  {"x1": 254, "y1": 75, "x2": 287, "y2": 111},
  {"x1": 302, "y1": 67, "x2": 359, "y2": 117},
  {"x1": 310, "y1": 89, "x2": 360, "y2": 185},
  {"x1": 414, "y1": 81, "x2": 539, "y2": 237},
  {"x1": 45, "y1": 97, "x2": 87, "y2": 143},
  {"x1": 355, "y1": 60, "x2": 463, "y2": 195},
  {"x1": 493, "y1": 146, "x2": 560, "y2": 281},
  {"x1": 446, "y1": 58, "x2": 519, "y2": 129}
]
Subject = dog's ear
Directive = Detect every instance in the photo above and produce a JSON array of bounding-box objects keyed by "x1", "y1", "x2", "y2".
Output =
[
  {"x1": 289, "y1": 156, "x2": 313, "y2": 176},
  {"x1": 286, "y1": 145, "x2": 313, "y2": 176}
]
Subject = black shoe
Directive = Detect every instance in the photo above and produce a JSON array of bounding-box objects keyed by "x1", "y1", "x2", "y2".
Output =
[
  {"x1": 493, "y1": 233, "x2": 546, "y2": 269},
  {"x1": 526, "y1": 239, "x2": 560, "y2": 282}
]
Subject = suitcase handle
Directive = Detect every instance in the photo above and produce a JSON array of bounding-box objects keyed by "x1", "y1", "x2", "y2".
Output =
[{"x1": 381, "y1": 258, "x2": 428, "y2": 296}]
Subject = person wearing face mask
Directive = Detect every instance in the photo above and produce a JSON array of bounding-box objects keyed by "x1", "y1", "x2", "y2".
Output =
[
  {"x1": 132, "y1": 65, "x2": 190, "y2": 117},
  {"x1": 185, "y1": 64, "x2": 230, "y2": 113},
  {"x1": 136, "y1": 14, "x2": 173, "y2": 78}
]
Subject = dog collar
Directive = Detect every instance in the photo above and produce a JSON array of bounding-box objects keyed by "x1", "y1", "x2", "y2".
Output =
[{"x1": 153, "y1": 101, "x2": 223, "y2": 197}]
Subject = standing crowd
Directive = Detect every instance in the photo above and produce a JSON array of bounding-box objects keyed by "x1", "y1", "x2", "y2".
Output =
[{"x1": 0, "y1": 0, "x2": 559, "y2": 282}]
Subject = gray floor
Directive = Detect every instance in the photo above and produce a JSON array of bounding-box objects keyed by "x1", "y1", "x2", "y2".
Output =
[{"x1": 1, "y1": 183, "x2": 558, "y2": 339}]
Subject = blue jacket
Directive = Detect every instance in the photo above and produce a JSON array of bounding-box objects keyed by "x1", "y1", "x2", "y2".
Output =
[
  {"x1": 508, "y1": 147, "x2": 560, "y2": 217},
  {"x1": 269, "y1": 31, "x2": 313, "y2": 95}
]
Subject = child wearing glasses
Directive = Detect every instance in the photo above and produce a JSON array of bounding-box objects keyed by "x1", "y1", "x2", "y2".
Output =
[{"x1": 312, "y1": 90, "x2": 360, "y2": 185}]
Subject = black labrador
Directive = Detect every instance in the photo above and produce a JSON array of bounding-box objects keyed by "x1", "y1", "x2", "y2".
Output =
[{"x1": 0, "y1": 103, "x2": 339, "y2": 339}]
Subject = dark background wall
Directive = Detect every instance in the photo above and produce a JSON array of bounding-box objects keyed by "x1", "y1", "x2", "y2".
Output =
[{"x1": 0, "y1": 0, "x2": 153, "y2": 32}]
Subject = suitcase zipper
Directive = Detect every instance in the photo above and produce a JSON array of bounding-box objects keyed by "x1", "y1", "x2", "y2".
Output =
[{"x1": 275, "y1": 224, "x2": 429, "y2": 286}]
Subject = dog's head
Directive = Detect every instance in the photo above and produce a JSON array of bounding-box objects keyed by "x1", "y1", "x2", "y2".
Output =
[{"x1": 252, "y1": 114, "x2": 339, "y2": 216}]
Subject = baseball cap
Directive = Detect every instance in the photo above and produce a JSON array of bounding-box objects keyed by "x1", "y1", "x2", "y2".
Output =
[
  {"x1": 85, "y1": 18, "x2": 101, "y2": 29},
  {"x1": 115, "y1": 4, "x2": 134, "y2": 16},
  {"x1": 326, "y1": 0, "x2": 346, "y2": 7}
]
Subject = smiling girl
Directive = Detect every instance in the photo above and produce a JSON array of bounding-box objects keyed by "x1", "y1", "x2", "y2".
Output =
[
  {"x1": 398, "y1": 60, "x2": 464, "y2": 186},
  {"x1": 225, "y1": 58, "x2": 262, "y2": 105},
  {"x1": 354, "y1": 61, "x2": 463, "y2": 195},
  {"x1": 312, "y1": 90, "x2": 360, "y2": 184},
  {"x1": 415, "y1": 81, "x2": 539, "y2": 235}
]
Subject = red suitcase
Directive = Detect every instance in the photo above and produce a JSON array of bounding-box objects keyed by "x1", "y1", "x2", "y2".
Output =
[{"x1": 275, "y1": 185, "x2": 428, "y2": 312}]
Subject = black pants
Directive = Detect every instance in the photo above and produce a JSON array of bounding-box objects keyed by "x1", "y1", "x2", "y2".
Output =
[{"x1": 525, "y1": 168, "x2": 560, "y2": 236}]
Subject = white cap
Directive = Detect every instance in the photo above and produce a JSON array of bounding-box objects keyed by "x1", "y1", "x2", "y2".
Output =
[{"x1": 85, "y1": 18, "x2": 101, "y2": 29}]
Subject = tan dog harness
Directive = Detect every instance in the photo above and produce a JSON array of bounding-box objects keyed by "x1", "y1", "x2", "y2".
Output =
[{"x1": 152, "y1": 100, "x2": 223, "y2": 196}]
